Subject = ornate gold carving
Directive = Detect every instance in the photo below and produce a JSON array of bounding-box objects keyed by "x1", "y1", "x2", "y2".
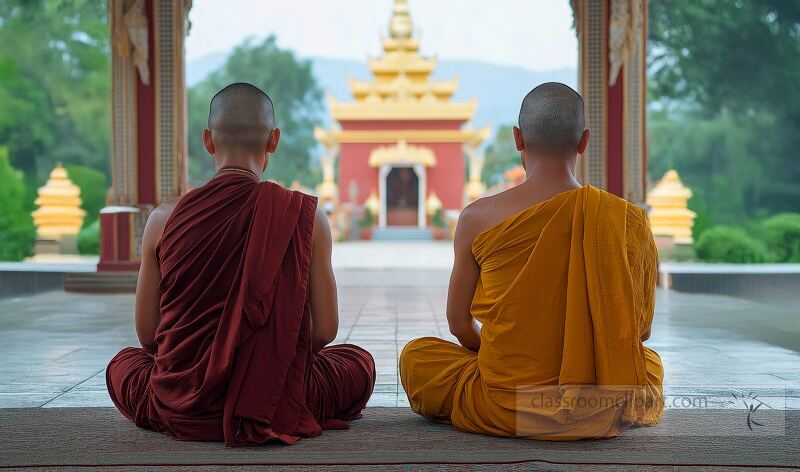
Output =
[
  {"x1": 316, "y1": 144, "x2": 340, "y2": 204},
  {"x1": 609, "y1": 0, "x2": 644, "y2": 86},
  {"x1": 368, "y1": 140, "x2": 436, "y2": 167},
  {"x1": 123, "y1": 0, "x2": 150, "y2": 85},
  {"x1": 464, "y1": 145, "x2": 487, "y2": 203}
]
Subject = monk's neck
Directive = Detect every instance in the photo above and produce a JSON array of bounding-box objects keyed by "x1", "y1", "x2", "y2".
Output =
[
  {"x1": 523, "y1": 156, "x2": 581, "y2": 188},
  {"x1": 214, "y1": 156, "x2": 264, "y2": 178}
]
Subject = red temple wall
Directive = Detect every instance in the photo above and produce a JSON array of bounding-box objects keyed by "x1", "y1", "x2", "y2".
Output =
[
  {"x1": 423, "y1": 142, "x2": 464, "y2": 210},
  {"x1": 338, "y1": 142, "x2": 379, "y2": 203}
]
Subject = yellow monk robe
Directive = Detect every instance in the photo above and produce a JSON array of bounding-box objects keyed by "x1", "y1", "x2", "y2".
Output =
[{"x1": 399, "y1": 185, "x2": 663, "y2": 440}]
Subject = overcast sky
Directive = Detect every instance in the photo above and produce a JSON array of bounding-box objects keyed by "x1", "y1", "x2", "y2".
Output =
[{"x1": 186, "y1": 0, "x2": 578, "y2": 70}]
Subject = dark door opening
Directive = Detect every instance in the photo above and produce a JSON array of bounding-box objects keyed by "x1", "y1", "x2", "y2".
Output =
[{"x1": 386, "y1": 167, "x2": 419, "y2": 226}]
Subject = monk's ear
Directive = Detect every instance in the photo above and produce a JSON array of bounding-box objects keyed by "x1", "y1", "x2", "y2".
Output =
[
  {"x1": 267, "y1": 128, "x2": 280, "y2": 154},
  {"x1": 577, "y1": 128, "x2": 590, "y2": 155},
  {"x1": 202, "y1": 129, "x2": 215, "y2": 155},
  {"x1": 513, "y1": 126, "x2": 525, "y2": 152}
]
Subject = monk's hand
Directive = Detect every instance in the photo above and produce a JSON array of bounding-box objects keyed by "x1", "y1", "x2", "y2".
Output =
[{"x1": 453, "y1": 318, "x2": 481, "y2": 353}]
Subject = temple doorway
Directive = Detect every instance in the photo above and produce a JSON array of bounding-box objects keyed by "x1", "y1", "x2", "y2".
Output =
[{"x1": 385, "y1": 167, "x2": 419, "y2": 227}]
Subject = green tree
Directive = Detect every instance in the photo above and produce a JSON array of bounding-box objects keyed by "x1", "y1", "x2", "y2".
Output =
[
  {"x1": 0, "y1": 0, "x2": 110, "y2": 181},
  {"x1": 482, "y1": 125, "x2": 520, "y2": 186},
  {"x1": 187, "y1": 36, "x2": 323, "y2": 186},
  {"x1": 647, "y1": 110, "x2": 768, "y2": 226},
  {"x1": 0, "y1": 147, "x2": 35, "y2": 260},
  {"x1": 648, "y1": 1, "x2": 800, "y2": 219}
]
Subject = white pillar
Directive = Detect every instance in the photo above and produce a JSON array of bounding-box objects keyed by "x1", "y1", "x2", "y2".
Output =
[
  {"x1": 413, "y1": 164, "x2": 425, "y2": 229},
  {"x1": 378, "y1": 165, "x2": 389, "y2": 228}
]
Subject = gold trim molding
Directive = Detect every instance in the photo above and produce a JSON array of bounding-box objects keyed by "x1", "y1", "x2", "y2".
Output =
[
  {"x1": 368, "y1": 140, "x2": 436, "y2": 167},
  {"x1": 315, "y1": 127, "x2": 489, "y2": 147}
]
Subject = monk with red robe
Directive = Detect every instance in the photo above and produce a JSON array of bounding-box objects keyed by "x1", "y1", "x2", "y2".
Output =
[{"x1": 106, "y1": 83, "x2": 375, "y2": 446}]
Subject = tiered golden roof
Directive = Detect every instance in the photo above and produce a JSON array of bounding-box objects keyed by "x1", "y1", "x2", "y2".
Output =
[
  {"x1": 327, "y1": 0, "x2": 477, "y2": 122},
  {"x1": 32, "y1": 163, "x2": 86, "y2": 240},
  {"x1": 646, "y1": 169, "x2": 696, "y2": 244}
]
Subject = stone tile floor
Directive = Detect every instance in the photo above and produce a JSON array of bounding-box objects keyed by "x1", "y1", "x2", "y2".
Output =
[{"x1": 0, "y1": 279, "x2": 798, "y2": 410}]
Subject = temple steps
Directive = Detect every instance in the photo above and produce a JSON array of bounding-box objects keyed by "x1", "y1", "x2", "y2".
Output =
[{"x1": 372, "y1": 227, "x2": 432, "y2": 241}]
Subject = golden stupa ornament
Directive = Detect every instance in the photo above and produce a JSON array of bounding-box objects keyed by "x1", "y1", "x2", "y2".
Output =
[
  {"x1": 364, "y1": 190, "x2": 381, "y2": 217},
  {"x1": 646, "y1": 169, "x2": 696, "y2": 245},
  {"x1": 389, "y1": 0, "x2": 413, "y2": 40},
  {"x1": 32, "y1": 163, "x2": 86, "y2": 245},
  {"x1": 426, "y1": 191, "x2": 443, "y2": 216}
]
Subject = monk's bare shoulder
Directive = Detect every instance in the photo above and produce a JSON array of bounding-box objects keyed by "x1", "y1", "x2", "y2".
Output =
[
  {"x1": 142, "y1": 197, "x2": 181, "y2": 248},
  {"x1": 312, "y1": 206, "x2": 332, "y2": 245},
  {"x1": 457, "y1": 186, "x2": 521, "y2": 240},
  {"x1": 455, "y1": 191, "x2": 511, "y2": 249}
]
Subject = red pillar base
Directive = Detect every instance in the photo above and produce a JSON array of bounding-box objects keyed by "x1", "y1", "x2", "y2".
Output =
[{"x1": 96, "y1": 206, "x2": 147, "y2": 272}]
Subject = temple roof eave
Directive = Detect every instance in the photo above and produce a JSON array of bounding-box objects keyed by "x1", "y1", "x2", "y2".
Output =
[
  {"x1": 327, "y1": 95, "x2": 479, "y2": 121},
  {"x1": 348, "y1": 78, "x2": 458, "y2": 100}
]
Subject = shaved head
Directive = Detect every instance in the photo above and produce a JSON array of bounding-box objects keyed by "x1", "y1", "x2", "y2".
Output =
[
  {"x1": 518, "y1": 82, "x2": 585, "y2": 158},
  {"x1": 208, "y1": 82, "x2": 275, "y2": 153}
]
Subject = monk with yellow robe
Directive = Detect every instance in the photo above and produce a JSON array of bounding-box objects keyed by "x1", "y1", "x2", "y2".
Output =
[{"x1": 399, "y1": 83, "x2": 663, "y2": 440}]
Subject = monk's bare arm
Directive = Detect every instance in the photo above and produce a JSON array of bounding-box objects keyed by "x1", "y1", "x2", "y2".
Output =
[
  {"x1": 309, "y1": 207, "x2": 339, "y2": 352},
  {"x1": 446, "y1": 207, "x2": 482, "y2": 352},
  {"x1": 134, "y1": 201, "x2": 175, "y2": 353}
]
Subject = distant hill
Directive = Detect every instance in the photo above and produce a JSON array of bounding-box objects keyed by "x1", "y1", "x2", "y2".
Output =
[{"x1": 187, "y1": 52, "x2": 576, "y2": 130}]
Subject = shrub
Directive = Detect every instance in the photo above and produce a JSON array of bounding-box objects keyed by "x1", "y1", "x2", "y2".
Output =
[
  {"x1": 358, "y1": 207, "x2": 375, "y2": 228},
  {"x1": 694, "y1": 226, "x2": 769, "y2": 263},
  {"x1": 63, "y1": 164, "x2": 107, "y2": 228},
  {"x1": 760, "y1": 213, "x2": 800, "y2": 262},
  {"x1": 431, "y1": 208, "x2": 446, "y2": 229},
  {"x1": 77, "y1": 219, "x2": 100, "y2": 255},
  {"x1": 0, "y1": 147, "x2": 35, "y2": 261}
]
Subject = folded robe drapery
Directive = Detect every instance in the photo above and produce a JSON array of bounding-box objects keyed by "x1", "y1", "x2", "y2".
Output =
[
  {"x1": 400, "y1": 185, "x2": 664, "y2": 440},
  {"x1": 107, "y1": 174, "x2": 374, "y2": 446}
]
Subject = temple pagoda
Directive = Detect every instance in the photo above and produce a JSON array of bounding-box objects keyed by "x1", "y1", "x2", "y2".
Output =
[
  {"x1": 31, "y1": 163, "x2": 86, "y2": 254},
  {"x1": 315, "y1": 0, "x2": 488, "y2": 232},
  {"x1": 646, "y1": 169, "x2": 696, "y2": 244}
]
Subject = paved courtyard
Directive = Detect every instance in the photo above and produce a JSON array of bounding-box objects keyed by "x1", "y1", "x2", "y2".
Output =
[
  {"x1": 0, "y1": 240, "x2": 798, "y2": 411},
  {"x1": 0, "y1": 268, "x2": 798, "y2": 411}
]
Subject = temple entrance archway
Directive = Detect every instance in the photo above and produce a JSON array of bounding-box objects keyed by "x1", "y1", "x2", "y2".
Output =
[{"x1": 384, "y1": 166, "x2": 422, "y2": 228}]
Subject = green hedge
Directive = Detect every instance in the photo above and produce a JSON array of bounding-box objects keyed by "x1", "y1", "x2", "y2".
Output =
[
  {"x1": 694, "y1": 226, "x2": 768, "y2": 263},
  {"x1": 63, "y1": 164, "x2": 107, "y2": 228},
  {"x1": 760, "y1": 213, "x2": 800, "y2": 262},
  {"x1": 77, "y1": 219, "x2": 100, "y2": 255}
]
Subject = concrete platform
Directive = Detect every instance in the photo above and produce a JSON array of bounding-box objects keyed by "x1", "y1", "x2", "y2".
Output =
[{"x1": 661, "y1": 262, "x2": 800, "y2": 301}]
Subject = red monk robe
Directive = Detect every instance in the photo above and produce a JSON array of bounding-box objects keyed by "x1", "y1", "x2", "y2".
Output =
[{"x1": 106, "y1": 173, "x2": 375, "y2": 446}]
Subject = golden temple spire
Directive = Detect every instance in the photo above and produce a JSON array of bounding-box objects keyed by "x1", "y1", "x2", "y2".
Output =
[
  {"x1": 646, "y1": 169, "x2": 696, "y2": 245},
  {"x1": 32, "y1": 163, "x2": 86, "y2": 246},
  {"x1": 389, "y1": 0, "x2": 413, "y2": 40}
]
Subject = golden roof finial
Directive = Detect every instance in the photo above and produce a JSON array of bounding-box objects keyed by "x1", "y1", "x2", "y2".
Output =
[{"x1": 389, "y1": 0, "x2": 413, "y2": 40}]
